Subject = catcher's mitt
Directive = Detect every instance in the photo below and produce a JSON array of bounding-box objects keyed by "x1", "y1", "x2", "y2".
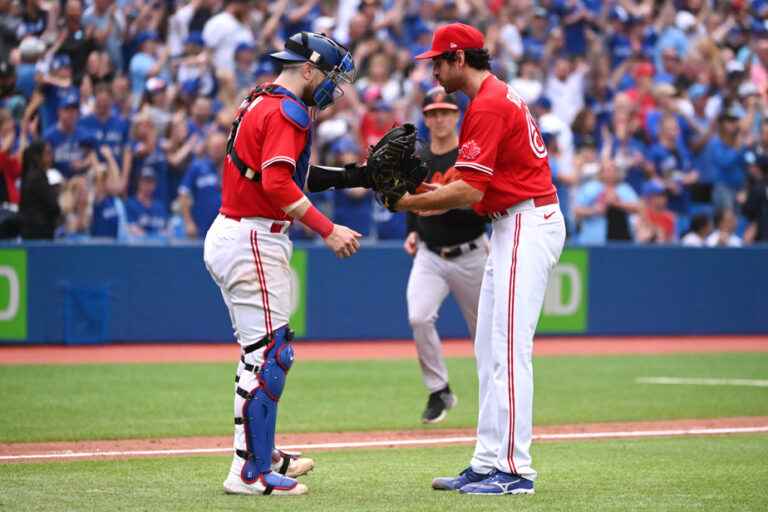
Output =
[{"x1": 366, "y1": 124, "x2": 428, "y2": 211}]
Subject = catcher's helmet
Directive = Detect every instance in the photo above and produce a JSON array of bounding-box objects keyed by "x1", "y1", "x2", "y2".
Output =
[{"x1": 270, "y1": 32, "x2": 356, "y2": 110}]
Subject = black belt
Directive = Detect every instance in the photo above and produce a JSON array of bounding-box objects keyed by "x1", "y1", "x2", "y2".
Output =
[{"x1": 426, "y1": 241, "x2": 479, "y2": 259}]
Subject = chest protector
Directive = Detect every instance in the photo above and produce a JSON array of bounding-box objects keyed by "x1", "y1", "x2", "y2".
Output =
[{"x1": 226, "y1": 84, "x2": 313, "y2": 189}]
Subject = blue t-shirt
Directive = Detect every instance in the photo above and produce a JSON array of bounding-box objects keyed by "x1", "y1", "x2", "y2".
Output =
[
  {"x1": 333, "y1": 189, "x2": 373, "y2": 237},
  {"x1": 91, "y1": 196, "x2": 122, "y2": 238},
  {"x1": 554, "y1": 0, "x2": 588, "y2": 57},
  {"x1": 126, "y1": 197, "x2": 168, "y2": 236},
  {"x1": 178, "y1": 157, "x2": 222, "y2": 237},
  {"x1": 43, "y1": 125, "x2": 89, "y2": 178},
  {"x1": 129, "y1": 52, "x2": 156, "y2": 97},
  {"x1": 129, "y1": 143, "x2": 171, "y2": 209},
  {"x1": 702, "y1": 136, "x2": 747, "y2": 191},
  {"x1": 646, "y1": 142, "x2": 693, "y2": 214},
  {"x1": 15, "y1": 63, "x2": 37, "y2": 99},
  {"x1": 575, "y1": 180, "x2": 638, "y2": 245},
  {"x1": 40, "y1": 84, "x2": 79, "y2": 133},
  {"x1": 78, "y1": 114, "x2": 129, "y2": 160}
]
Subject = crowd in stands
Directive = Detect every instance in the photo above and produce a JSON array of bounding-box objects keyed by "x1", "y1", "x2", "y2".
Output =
[{"x1": 0, "y1": 0, "x2": 767, "y2": 246}]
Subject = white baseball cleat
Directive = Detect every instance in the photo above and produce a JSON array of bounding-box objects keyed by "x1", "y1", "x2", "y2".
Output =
[{"x1": 223, "y1": 472, "x2": 308, "y2": 496}]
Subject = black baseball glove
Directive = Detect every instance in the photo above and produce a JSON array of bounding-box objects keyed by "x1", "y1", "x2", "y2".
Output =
[{"x1": 366, "y1": 123, "x2": 428, "y2": 211}]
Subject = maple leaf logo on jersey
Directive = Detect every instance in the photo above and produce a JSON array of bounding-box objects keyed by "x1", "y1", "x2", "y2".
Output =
[{"x1": 459, "y1": 140, "x2": 481, "y2": 161}]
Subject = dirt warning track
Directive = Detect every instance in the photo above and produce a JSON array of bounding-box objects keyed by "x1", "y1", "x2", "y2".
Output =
[{"x1": 1, "y1": 336, "x2": 766, "y2": 365}]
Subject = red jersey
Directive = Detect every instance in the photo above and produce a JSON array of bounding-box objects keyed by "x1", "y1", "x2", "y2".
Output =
[
  {"x1": 455, "y1": 75, "x2": 555, "y2": 215},
  {"x1": 220, "y1": 91, "x2": 309, "y2": 220}
]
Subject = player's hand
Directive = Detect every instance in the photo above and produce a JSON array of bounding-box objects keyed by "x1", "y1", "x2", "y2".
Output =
[
  {"x1": 403, "y1": 231, "x2": 418, "y2": 256},
  {"x1": 324, "y1": 224, "x2": 362, "y2": 258}
]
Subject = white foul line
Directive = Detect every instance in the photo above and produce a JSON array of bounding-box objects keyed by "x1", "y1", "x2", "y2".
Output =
[
  {"x1": 637, "y1": 377, "x2": 768, "y2": 387},
  {"x1": 2, "y1": 426, "x2": 768, "y2": 462}
]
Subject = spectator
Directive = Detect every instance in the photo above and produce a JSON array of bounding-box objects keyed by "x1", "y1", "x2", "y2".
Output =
[
  {"x1": 32, "y1": 53, "x2": 78, "y2": 133},
  {"x1": 545, "y1": 55, "x2": 586, "y2": 126},
  {"x1": 59, "y1": 0, "x2": 96, "y2": 84},
  {"x1": 164, "y1": 113, "x2": 200, "y2": 196},
  {"x1": 232, "y1": 42, "x2": 258, "y2": 93},
  {"x1": 129, "y1": 31, "x2": 168, "y2": 102},
  {"x1": 139, "y1": 77, "x2": 173, "y2": 138},
  {"x1": 534, "y1": 96, "x2": 574, "y2": 179},
  {"x1": 124, "y1": 114, "x2": 170, "y2": 209},
  {"x1": 82, "y1": 0, "x2": 126, "y2": 72},
  {"x1": 16, "y1": 36, "x2": 45, "y2": 100},
  {"x1": 18, "y1": 140, "x2": 60, "y2": 239},
  {"x1": 330, "y1": 137, "x2": 372, "y2": 238},
  {"x1": 742, "y1": 156, "x2": 768, "y2": 244},
  {"x1": 43, "y1": 92, "x2": 92, "y2": 178},
  {"x1": 706, "y1": 208, "x2": 742, "y2": 247},
  {"x1": 202, "y1": 0, "x2": 255, "y2": 75},
  {"x1": 635, "y1": 179, "x2": 677, "y2": 244},
  {"x1": 57, "y1": 174, "x2": 90, "y2": 238},
  {"x1": 359, "y1": 98, "x2": 397, "y2": 150},
  {"x1": 126, "y1": 167, "x2": 168, "y2": 239},
  {"x1": 603, "y1": 110, "x2": 648, "y2": 195},
  {"x1": 680, "y1": 213, "x2": 713, "y2": 247},
  {"x1": 78, "y1": 82, "x2": 129, "y2": 160},
  {"x1": 542, "y1": 131, "x2": 576, "y2": 236},
  {"x1": 175, "y1": 31, "x2": 216, "y2": 99},
  {"x1": 178, "y1": 131, "x2": 226, "y2": 239},
  {"x1": 705, "y1": 105, "x2": 751, "y2": 211},
  {"x1": 90, "y1": 145, "x2": 127, "y2": 239},
  {"x1": 509, "y1": 57, "x2": 544, "y2": 105},
  {"x1": 16, "y1": 0, "x2": 49, "y2": 40},
  {"x1": 573, "y1": 159, "x2": 640, "y2": 245},
  {"x1": 646, "y1": 113, "x2": 699, "y2": 224}
]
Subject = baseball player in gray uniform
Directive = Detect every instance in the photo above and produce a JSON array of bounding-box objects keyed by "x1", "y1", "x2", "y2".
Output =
[{"x1": 404, "y1": 87, "x2": 488, "y2": 423}]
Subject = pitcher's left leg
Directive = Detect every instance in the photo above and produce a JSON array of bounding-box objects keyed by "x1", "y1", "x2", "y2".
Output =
[
  {"x1": 460, "y1": 209, "x2": 565, "y2": 496},
  {"x1": 496, "y1": 209, "x2": 565, "y2": 481}
]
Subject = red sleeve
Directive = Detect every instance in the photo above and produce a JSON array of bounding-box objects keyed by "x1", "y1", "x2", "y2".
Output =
[
  {"x1": 259, "y1": 110, "x2": 307, "y2": 171},
  {"x1": 261, "y1": 161, "x2": 305, "y2": 209},
  {"x1": 0, "y1": 151, "x2": 21, "y2": 204},
  {"x1": 455, "y1": 110, "x2": 505, "y2": 193}
]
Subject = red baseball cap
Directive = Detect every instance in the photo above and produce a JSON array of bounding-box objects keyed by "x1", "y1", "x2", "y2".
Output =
[{"x1": 415, "y1": 23, "x2": 485, "y2": 60}]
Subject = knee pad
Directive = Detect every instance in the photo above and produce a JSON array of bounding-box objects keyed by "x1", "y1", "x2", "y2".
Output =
[{"x1": 239, "y1": 325, "x2": 295, "y2": 480}]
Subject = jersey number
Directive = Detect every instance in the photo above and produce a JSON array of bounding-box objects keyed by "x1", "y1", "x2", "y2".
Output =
[
  {"x1": 506, "y1": 86, "x2": 548, "y2": 159},
  {"x1": 230, "y1": 96, "x2": 264, "y2": 149}
]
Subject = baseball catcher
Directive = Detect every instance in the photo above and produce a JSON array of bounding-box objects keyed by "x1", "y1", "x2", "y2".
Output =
[{"x1": 306, "y1": 123, "x2": 428, "y2": 210}]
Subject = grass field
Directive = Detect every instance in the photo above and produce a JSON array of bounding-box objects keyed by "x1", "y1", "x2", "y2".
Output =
[
  {"x1": 2, "y1": 349, "x2": 767, "y2": 511},
  {"x1": 2, "y1": 437, "x2": 767, "y2": 511},
  {"x1": 1, "y1": 353, "x2": 767, "y2": 442}
]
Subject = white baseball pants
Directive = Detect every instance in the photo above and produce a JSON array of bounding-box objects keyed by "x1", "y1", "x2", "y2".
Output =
[
  {"x1": 406, "y1": 235, "x2": 487, "y2": 392},
  {"x1": 203, "y1": 213, "x2": 293, "y2": 478},
  {"x1": 470, "y1": 200, "x2": 565, "y2": 481}
]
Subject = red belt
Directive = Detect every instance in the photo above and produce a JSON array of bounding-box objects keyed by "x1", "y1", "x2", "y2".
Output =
[
  {"x1": 489, "y1": 192, "x2": 558, "y2": 220},
  {"x1": 222, "y1": 213, "x2": 289, "y2": 234}
]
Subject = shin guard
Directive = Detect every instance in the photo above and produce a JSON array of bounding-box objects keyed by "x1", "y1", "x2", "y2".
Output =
[{"x1": 239, "y1": 326, "x2": 295, "y2": 482}]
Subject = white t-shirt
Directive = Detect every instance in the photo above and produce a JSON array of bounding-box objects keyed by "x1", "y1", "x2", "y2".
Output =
[
  {"x1": 202, "y1": 12, "x2": 255, "y2": 73},
  {"x1": 681, "y1": 232, "x2": 706, "y2": 247},
  {"x1": 545, "y1": 69, "x2": 586, "y2": 126},
  {"x1": 705, "y1": 231, "x2": 742, "y2": 247}
]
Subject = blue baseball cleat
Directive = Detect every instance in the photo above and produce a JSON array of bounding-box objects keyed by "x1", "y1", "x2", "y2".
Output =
[
  {"x1": 432, "y1": 466, "x2": 490, "y2": 491},
  {"x1": 459, "y1": 470, "x2": 535, "y2": 495}
]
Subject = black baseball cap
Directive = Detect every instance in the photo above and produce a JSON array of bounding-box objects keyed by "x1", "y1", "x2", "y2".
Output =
[{"x1": 422, "y1": 87, "x2": 459, "y2": 113}]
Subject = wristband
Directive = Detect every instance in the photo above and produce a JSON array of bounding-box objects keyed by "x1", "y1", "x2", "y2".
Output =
[{"x1": 299, "y1": 205, "x2": 334, "y2": 238}]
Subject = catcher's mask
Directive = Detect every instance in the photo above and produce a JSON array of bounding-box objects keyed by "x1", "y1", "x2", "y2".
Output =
[{"x1": 270, "y1": 32, "x2": 356, "y2": 111}]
